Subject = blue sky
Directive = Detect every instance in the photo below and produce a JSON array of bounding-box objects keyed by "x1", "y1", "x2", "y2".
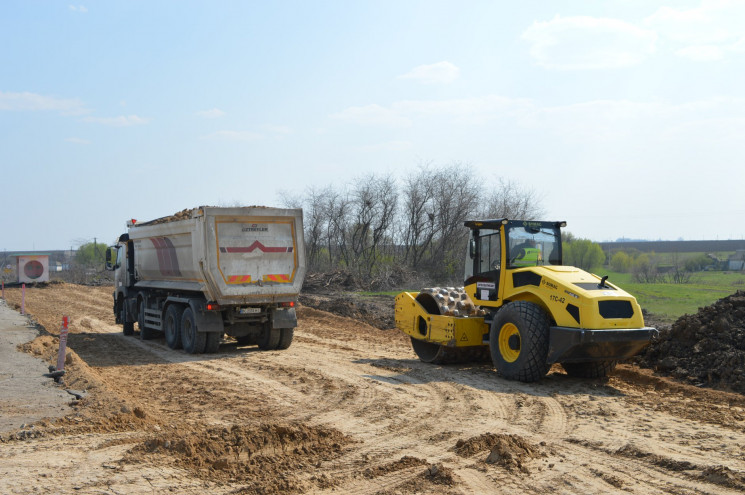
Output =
[{"x1": 2, "y1": 0, "x2": 745, "y2": 251}]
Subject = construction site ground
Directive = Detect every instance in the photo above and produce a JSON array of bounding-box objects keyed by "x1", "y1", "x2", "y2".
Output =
[{"x1": 1, "y1": 282, "x2": 745, "y2": 494}]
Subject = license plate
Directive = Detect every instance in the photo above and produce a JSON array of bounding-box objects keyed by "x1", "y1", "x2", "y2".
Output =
[{"x1": 239, "y1": 307, "x2": 261, "y2": 314}]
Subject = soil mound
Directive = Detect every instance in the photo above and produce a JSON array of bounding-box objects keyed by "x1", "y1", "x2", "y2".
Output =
[
  {"x1": 453, "y1": 433, "x2": 543, "y2": 473},
  {"x1": 128, "y1": 422, "x2": 350, "y2": 493},
  {"x1": 640, "y1": 291, "x2": 745, "y2": 394}
]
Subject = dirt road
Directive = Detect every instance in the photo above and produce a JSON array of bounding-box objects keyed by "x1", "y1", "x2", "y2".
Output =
[{"x1": 2, "y1": 283, "x2": 745, "y2": 494}]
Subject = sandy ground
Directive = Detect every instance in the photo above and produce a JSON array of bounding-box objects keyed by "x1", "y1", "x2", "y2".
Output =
[{"x1": 1, "y1": 282, "x2": 745, "y2": 494}]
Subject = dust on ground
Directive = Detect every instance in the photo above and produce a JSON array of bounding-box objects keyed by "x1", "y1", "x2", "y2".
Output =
[{"x1": 1, "y1": 282, "x2": 745, "y2": 494}]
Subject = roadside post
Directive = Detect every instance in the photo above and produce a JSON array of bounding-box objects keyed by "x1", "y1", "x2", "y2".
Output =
[
  {"x1": 21, "y1": 283, "x2": 25, "y2": 314},
  {"x1": 1, "y1": 281, "x2": 4, "y2": 299},
  {"x1": 56, "y1": 316, "x2": 69, "y2": 373}
]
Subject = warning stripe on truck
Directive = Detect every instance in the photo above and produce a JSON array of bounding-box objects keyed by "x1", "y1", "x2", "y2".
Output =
[
  {"x1": 150, "y1": 237, "x2": 182, "y2": 277},
  {"x1": 219, "y1": 241, "x2": 293, "y2": 254},
  {"x1": 226, "y1": 274, "x2": 291, "y2": 284}
]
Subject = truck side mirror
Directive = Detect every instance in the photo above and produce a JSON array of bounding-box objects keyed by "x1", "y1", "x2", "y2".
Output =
[
  {"x1": 105, "y1": 247, "x2": 115, "y2": 271},
  {"x1": 469, "y1": 239, "x2": 476, "y2": 259}
]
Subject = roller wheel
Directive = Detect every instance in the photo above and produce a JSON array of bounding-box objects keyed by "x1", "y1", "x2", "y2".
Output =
[
  {"x1": 204, "y1": 332, "x2": 221, "y2": 354},
  {"x1": 410, "y1": 337, "x2": 447, "y2": 363},
  {"x1": 139, "y1": 299, "x2": 156, "y2": 341},
  {"x1": 562, "y1": 360, "x2": 617, "y2": 378},
  {"x1": 181, "y1": 307, "x2": 206, "y2": 354},
  {"x1": 164, "y1": 304, "x2": 184, "y2": 349},
  {"x1": 258, "y1": 325, "x2": 280, "y2": 350},
  {"x1": 490, "y1": 301, "x2": 550, "y2": 382},
  {"x1": 276, "y1": 328, "x2": 294, "y2": 350}
]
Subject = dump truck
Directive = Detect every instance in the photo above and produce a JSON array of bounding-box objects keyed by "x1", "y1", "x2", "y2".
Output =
[
  {"x1": 395, "y1": 219, "x2": 657, "y2": 382},
  {"x1": 106, "y1": 206, "x2": 306, "y2": 354}
]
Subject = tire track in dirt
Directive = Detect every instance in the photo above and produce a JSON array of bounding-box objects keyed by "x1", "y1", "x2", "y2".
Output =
[{"x1": 6, "y1": 283, "x2": 745, "y2": 494}]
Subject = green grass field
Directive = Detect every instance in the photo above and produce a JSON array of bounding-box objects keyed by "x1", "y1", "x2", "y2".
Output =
[{"x1": 602, "y1": 270, "x2": 745, "y2": 322}]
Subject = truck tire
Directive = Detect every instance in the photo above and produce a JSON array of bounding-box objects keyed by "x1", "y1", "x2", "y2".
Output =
[
  {"x1": 181, "y1": 308, "x2": 206, "y2": 354},
  {"x1": 164, "y1": 305, "x2": 184, "y2": 350},
  {"x1": 490, "y1": 301, "x2": 550, "y2": 382},
  {"x1": 562, "y1": 360, "x2": 617, "y2": 379},
  {"x1": 276, "y1": 328, "x2": 294, "y2": 350},
  {"x1": 139, "y1": 299, "x2": 156, "y2": 341},
  {"x1": 258, "y1": 326, "x2": 280, "y2": 350},
  {"x1": 121, "y1": 305, "x2": 134, "y2": 336},
  {"x1": 204, "y1": 332, "x2": 221, "y2": 353}
]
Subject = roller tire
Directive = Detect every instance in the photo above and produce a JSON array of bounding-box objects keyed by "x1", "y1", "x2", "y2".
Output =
[
  {"x1": 204, "y1": 332, "x2": 221, "y2": 354},
  {"x1": 181, "y1": 308, "x2": 206, "y2": 354},
  {"x1": 562, "y1": 360, "x2": 618, "y2": 379},
  {"x1": 490, "y1": 301, "x2": 550, "y2": 382},
  {"x1": 276, "y1": 328, "x2": 294, "y2": 350},
  {"x1": 164, "y1": 304, "x2": 184, "y2": 349},
  {"x1": 258, "y1": 326, "x2": 280, "y2": 350},
  {"x1": 139, "y1": 299, "x2": 156, "y2": 341}
]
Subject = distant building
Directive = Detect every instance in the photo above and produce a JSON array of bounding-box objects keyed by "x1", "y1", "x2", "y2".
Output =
[{"x1": 729, "y1": 250, "x2": 745, "y2": 271}]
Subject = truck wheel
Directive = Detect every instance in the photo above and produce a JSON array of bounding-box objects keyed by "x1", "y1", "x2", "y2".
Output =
[
  {"x1": 410, "y1": 337, "x2": 446, "y2": 363},
  {"x1": 258, "y1": 326, "x2": 280, "y2": 350},
  {"x1": 121, "y1": 306, "x2": 134, "y2": 336},
  {"x1": 562, "y1": 360, "x2": 617, "y2": 379},
  {"x1": 490, "y1": 301, "x2": 550, "y2": 382},
  {"x1": 276, "y1": 328, "x2": 294, "y2": 350},
  {"x1": 205, "y1": 332, "x2": 221, "y2": 353},
  {"x1": 139, "y1": 299, "x2": 156, "y2": 341},
  {"x1": 181, "y1": 308, "x2": 206, "y2": 354},
  {"x1": 164, "y1": 305, "x2": 184, "y2": 350}
]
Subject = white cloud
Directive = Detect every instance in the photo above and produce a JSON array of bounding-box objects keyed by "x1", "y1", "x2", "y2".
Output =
[
  {"x1": 195, "y1": 108, "x2": 225, "y2": 119},
  {"x1": 83, "y1": 115, "x2": 149, "y2": 126},
  {"x1": 65, "y1": 137, "x2": 90, "y2": 145},
  {"x1": 644, "y1": 1, "x2": 745, "y2": 45},
  {"x1": 200, "y1": 130, "x2": 264, "y2": 141},
  {"x1": 355, "y1": 140, "x2": 412, "y2": 152},
  {"x1": 644, "y1": 1, "x2": 745, "y2": 61},
  {"x1": 394, "y1": 95, "x2": 531, "y2": 124},
  {"x1": 0, "y1": 90, "x2": 88, "y2": 115},
  {"x1": 332, "y1": 96, "x2": 532, "y2": 128},
  {"x1": 522, "y1": 15, "x2": 657, "y2": 69},
  {"x1": 398, "y1": 61, "x2": 460, "y2": 84},
  {"x1": 330, "y1": 104, "x2": 412, "y2": 128},
  {"x1": 69, "y1": 5, "x2": 88, "y2": 13},
  {"x1": 260, "y1": 124, "x2": 293, "y2": 135},
  {"x1": 675, "y1": 44, "x2": 725, "y2": 61}
]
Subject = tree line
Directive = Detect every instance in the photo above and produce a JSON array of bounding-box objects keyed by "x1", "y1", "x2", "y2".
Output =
[{"x1": 282, "y1": 165, "x2": 544, "y2": 288}]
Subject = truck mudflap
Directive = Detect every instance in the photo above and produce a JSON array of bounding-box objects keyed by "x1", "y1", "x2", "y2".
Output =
[
  {"x1": 547, "y1": 326, "x2": 658, "y2": 364},
  {"x1": 271, "y1": 307, "x2": 297, "y2": 329},
  {"x1": 188, "y1": 299, "x2": 225, "y2": 334}
]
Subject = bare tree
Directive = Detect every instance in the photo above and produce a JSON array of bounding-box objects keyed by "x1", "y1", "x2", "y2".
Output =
[
  {"x1": 428, "y1": 164, "x2": 482, "y2": 279},
  {"x1": 482, "y1": 178, "x2": 544, "y2": 220},
  {"x1": 400, "y1": 166, "x2": 437, "y2": 269},
  {"x1": 349, "y1": 174, "x2": 398, "y2": 277}
]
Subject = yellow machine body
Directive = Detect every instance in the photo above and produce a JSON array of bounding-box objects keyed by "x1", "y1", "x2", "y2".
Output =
[{"x1": 395, "y1": 219, "x2": 657, "y2": 379}]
